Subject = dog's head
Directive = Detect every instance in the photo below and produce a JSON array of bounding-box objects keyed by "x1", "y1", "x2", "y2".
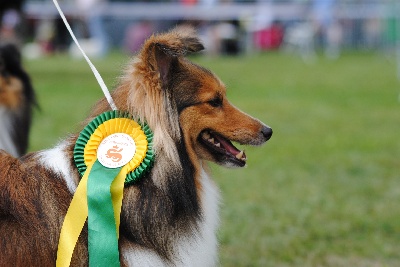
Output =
[{"x1": 117, "y1": 27, "x2": 272, "y2": 168}]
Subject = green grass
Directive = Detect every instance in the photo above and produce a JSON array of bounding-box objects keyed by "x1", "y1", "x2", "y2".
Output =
[{"x1": 25, "y1": 51, "x2": 400, "y2": 266}]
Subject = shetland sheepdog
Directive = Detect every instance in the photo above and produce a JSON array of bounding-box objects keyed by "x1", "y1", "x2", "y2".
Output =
[
  {"x1": 0, "y1": 44, "x2": 37, "y2": 157},
  {"x1": 0, "y1": 27, "x2": 272, "y2": 266}
]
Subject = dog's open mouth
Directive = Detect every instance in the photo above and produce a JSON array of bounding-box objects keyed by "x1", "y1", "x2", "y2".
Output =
[{"x1": 200, "y1": 130, "x2": 247, "y2": 167}]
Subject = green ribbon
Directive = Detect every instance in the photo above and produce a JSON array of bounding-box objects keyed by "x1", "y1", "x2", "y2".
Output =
[{"x1": 87, "y1": 160, "x2": 122, "y2": 267}]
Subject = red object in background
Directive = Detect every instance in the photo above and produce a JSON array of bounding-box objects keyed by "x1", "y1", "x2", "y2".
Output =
[
  {"x1": 181, "y1": 0, "x2": 197, "y2": 6},
  {"x1": 254, "y1": 23, "x2": 284, "y2": 50}
]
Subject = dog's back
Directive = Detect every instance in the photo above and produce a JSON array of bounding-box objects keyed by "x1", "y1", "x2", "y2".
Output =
[
  {"x1": 0, "y1": 44, "x2": 37, "y2": 157},
  {"x1": 0, "y1": 149, "x2": 89, "y2": 266}
]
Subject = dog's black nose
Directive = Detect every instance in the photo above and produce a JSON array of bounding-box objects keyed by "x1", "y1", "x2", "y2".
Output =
[{"x1": 261, "y1": 125, "x2": 273, "y2": 141}]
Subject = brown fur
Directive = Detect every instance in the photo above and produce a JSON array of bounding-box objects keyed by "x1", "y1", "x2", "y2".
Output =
[
  {"x1": 0, "y1": 27, "x2": 271, "y2": 266},
  {"x1": 0, "y1": 150, "x2": 89, "y2": 266},
  {"x1": 0, "y1": 76, "x2": 24, "y2": 109}
]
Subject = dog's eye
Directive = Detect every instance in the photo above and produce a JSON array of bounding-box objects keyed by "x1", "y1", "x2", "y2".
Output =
[{"x1": 208, "y1": 97, "x2": 223, "y2": 108}]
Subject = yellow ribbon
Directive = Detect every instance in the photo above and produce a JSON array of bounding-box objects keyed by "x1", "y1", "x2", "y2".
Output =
[{"x1": 56, "y1": 162, "x2": 92, "y2": 267}]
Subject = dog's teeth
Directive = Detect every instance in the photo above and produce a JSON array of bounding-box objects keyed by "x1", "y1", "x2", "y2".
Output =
[
  {"x1": 215, "y1": 143, "x2": 220, "y2": 147},
  {"x1": 235, "y1": 150, "x2": 244, "y2": 160},
  {"x1": 203, "y1": 132, "x2": 211, "y2": 139},
  {"x1": 208, "y1": 138, "x2": 214, "y2": 143}
]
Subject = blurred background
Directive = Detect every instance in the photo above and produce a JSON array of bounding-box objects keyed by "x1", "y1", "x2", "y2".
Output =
[
  {"x1": 1, "y1": 0, "x2": 400, "y2": 60},
  {"x1": 1, "y1": 0, "x2": 399, "y2": 266}
]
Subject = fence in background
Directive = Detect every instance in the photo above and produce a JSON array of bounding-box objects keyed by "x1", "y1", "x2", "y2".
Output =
[{"x1": 20, "y1": 1, "x2": 400, "y2": 57}]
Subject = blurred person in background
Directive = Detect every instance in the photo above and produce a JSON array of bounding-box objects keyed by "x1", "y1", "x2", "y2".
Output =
[
  {"x1": 123, "y1": 20, "x2": 154, "y2": 54},
  {"x1": 75, "y1": 0, "x2": 109, "y2": 57},
  {"x1": 0, "y1": 0, "x2": 25, "y2": 46},
  {"x1": 312, "y1": 0, "x2": 343, "y2": 59}
]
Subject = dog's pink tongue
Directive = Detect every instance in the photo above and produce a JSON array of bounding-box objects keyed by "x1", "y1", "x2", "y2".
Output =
[{"x1": 214, "y1": 135, "x2": 240, "y2": 155}]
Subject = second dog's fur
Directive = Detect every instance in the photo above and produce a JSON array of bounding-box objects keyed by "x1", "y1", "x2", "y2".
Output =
[
  {"x1": 0, "y1": 44, "x2": 37, "y2": 157},
  {"x1": 0, "y1": 27, "x2": 272, "y2": 266}
]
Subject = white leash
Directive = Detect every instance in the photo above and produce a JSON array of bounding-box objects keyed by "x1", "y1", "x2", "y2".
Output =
[{"x1": 52, "y1": 0, "x2": 117, "y2": 111}]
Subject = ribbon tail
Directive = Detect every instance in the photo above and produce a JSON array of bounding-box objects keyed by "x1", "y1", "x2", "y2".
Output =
[
  {"x1": 87, "y1": 160, "x2": 122, "y2": 267},
  {"x1": 56, "y1": 163, "x2": 93, "y2": 267},
  {"x1": 110, "y1": 166, "x2": 129, "y2": 237}
]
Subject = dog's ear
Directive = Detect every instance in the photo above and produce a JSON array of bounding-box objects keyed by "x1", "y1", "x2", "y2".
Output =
[
  {"x1": 0, "y1": 44, "x2": 22, "y2": 77},
  {"x1": 154, "y1": 26, "x2": 205, "y2": 57},
  {"x1": 142, "y1": 26, "x2": 204, "y2": 86}
]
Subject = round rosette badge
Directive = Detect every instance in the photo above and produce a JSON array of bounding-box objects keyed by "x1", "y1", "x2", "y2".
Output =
[{"x1": 97, "y1": 133, "x2": 136, "y2": 168}]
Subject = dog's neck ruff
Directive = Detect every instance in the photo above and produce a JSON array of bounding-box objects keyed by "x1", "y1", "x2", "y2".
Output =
[
  {"x1": 57, "y1": 111, "x2": 154, "y2": 267},
  {"x1": 121, "y1": 168, "x2": 220, "y2": 267}
]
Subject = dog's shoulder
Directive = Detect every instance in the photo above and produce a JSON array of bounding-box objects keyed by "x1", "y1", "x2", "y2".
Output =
[
  {"x1": 0, "y1": 148, "x2": 78, "y2": 266},
  {"x1": 34, "y1": 138, "x2": 80, "y2": 193}
]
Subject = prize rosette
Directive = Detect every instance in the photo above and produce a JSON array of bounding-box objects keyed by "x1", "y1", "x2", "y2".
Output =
[
  {"x1": 73, "y1": 110, "x2": 154, "y2": 185},
  {"x1": 56, "y1": 111, "x2": 154, "y2": 267}
]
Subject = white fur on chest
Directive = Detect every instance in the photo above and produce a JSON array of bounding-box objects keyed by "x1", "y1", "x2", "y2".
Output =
[{"x1": 39, "y1": 145, "x2": 221, "y2": 266}]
